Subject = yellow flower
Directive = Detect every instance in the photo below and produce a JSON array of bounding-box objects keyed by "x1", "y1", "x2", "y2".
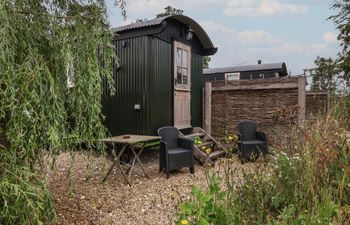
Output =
[
  {"x1": 253, "y1": 175, "x2": 258, "y2": 180},
  {"x1": 205, "y1": 148, "x2": 212, "y2": 154},
  {"x1": 181, "y1": 219, "x2": 189, "y2": 225}
]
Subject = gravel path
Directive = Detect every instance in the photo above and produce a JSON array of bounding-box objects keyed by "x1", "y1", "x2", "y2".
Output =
[{"x1": 43, "y1": 149, "x2": 253, "y2": 225}]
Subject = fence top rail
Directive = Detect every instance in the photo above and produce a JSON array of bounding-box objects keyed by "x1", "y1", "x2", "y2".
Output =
[
  {"x1": 208, "y1": 76, "x2": 305, "y2": 91},
  {"x1": 306, "y1": 92, "x2": 328, "y2": 95}
]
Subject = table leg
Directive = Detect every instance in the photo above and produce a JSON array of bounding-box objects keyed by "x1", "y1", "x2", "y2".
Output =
[
  {"x1": 115, "y1": 157, "x2": 132, "y2": 186},
  {"x1": 129, "y1": 145, "x2": 150, "y2": 179},
  {"x1": 103, "y1": 144, "x2": 131, "y2": 186},
  {"x1": 127, "y1": 155, "x2": 137, "y2": 180},
  {"x1": 127, "y1": 143, "x2": 145, "y2": 179}
]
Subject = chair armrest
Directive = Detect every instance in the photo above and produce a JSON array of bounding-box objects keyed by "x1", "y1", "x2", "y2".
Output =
[
  {"x1": 160, "y1": 140, "x2": 167, "y2": 152},
  {"x1": 256, "y1": 132, "x2": 267, "y2": 142},
  {"x1": 178, "y1": 138, "x2": 193, "y2": 151},
  {"x1": 238, "y1": 132, "x2": 243, "y2": 142},
  {"x1": 237, "y1": 132, "x2": 243, "y2": 151}
]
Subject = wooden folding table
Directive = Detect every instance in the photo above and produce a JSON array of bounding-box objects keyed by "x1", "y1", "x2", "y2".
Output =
[{"x1": 102, "y1": 134, "x2": 160, "y2": 186}]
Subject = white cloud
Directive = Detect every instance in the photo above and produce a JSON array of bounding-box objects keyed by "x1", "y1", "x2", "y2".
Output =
[
  {"x1": 127, "y1": 0, "x2": 221, "y2": 16},
  {"x1": 200, "y1": 21, "x2": 338, "y2": 75},
  {"x1": 322, "y1": 32, "x2": 338, "y2": 43},
  {"x1": 224, "y1": 0, "x2": 308, "y2": 17},
  {"x1": 127, "y1": 0, "x2": 172, "y2": 16},
  {"x1": 238, "y1": 30, "x2": 280, "y2": 44},
  {"x1": 200, "y1": 20, "x2": 237, "y2": 40},
  {"x1": 248, "y1": 43, "x2": 332, "y2": 56},
  {"x1": 120, "y1": 19, "x2": 136, "y2": 26},
  {"x1": 200, "y1": 20, "x2": 280, "y2": 45}
]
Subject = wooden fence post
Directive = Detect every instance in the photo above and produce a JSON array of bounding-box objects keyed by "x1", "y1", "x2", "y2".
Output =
[
  {"x1": 205, "y1": 82, "x2": 212, "y2": 135},
  {"x1": 298, "y1": 76, "x2": 306, "y2": 121}
]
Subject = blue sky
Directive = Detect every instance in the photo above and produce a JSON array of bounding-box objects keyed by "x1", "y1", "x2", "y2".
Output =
[{"x1": 106, "y1": 0, "x2": 341, "y2": 75}]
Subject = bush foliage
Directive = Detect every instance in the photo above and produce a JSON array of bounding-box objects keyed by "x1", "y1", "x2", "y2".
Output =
[
  {"x1": 177, "y1": 100, "x2": 350, "y2": 225},
  {"x1": 0, "y1": 0, "x2": 125, "y2": 224}
]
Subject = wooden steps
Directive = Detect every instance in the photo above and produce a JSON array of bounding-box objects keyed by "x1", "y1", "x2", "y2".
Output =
[
  {"x1": 180, "y1": 127, "x2": 227, "y2": 165},
  {"x1": 185, "y1": 132, "x2": 206, "y2": 140},
  {"x1": 197, "y1": 141, "x2": 214, "y2": 148}
]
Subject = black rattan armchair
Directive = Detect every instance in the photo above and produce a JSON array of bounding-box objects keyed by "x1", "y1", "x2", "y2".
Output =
[
  {"x1": 157, "y1": 126, "x2": 194, "y2": 178},
  {"x1": 237, "y1": 120, "x2": 268, "y2": 163}
]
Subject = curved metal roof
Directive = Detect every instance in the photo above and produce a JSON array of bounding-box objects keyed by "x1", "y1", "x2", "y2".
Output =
[
  {"x1": 112, "y1": 15, "x2": 216, "y2": 50},
  {"x1": 204, "y1": 62, "x2": 287, "y2": 75}
]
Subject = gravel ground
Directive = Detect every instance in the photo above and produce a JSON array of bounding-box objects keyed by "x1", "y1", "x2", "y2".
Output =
[{"x1": 43, "y1": 149, "x2": 256, "y2": 225}]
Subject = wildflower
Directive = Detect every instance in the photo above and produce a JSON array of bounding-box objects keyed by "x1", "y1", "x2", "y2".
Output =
[
  {"x1": 253, "y1": 175, "x2": 258, "y2": 180},
  {"x1": 227, "y1": 134, "x2": 238, "y2": 143},
  {"x1": 205, "y1": 147, "x2": 212, "y2": 154},
  {"x1": 181, "y1": 219, "x2": 189, "y2": 225},
  {"x1": 194, "y1": 137, "x2": 203, "y2": 145}
]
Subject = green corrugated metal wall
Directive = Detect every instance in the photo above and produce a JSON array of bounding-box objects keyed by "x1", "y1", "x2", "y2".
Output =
[
  {"x1": 191, "y1": 53, "x2": 203, "y2": 127},
  {"x1": 149, "y1": 37, "x2": 172, "y2": 134},
  {"x1": 106, "y1": 36, "x2": 151, "y2": 135},
  {"x1": 103, "y1": 36, "x2": 203, "y2": 136}
]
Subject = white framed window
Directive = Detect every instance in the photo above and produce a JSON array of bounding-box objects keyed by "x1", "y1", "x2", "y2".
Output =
[
  {"x1": 225, "y1": 72, "x2": 240, "y2": 81},
  {"x1": 174, "y1": 41, "x2": 191, "y2": 90}
]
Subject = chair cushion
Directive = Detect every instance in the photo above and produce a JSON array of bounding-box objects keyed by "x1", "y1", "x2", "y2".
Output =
[
  {"x1": 168, "y1": 147, "x2": 191, "y2": 155},
  {"x1": 241, "y1": 140, "x2": 266, "y2": 145}
]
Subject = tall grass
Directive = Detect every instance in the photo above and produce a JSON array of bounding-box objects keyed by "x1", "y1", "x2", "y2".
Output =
[{"x1": 177, "y1": 99, "x2": 350, "y2": 225}]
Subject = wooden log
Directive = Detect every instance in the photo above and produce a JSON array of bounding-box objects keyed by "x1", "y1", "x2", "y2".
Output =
[
  {"x1": 298, "y1": 76, "x2": 306, "y2": 121},
  {"x1": 205, "y1": 82, "x2": 212, "y2": 135}
]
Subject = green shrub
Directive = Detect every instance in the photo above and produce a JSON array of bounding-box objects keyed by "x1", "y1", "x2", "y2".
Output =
[
  {"x1": 177, "y1": 100, "x2": 350, "y2": 224},
  {"x1": 0, "y1": 165, "x2": 55, "y2": 225},
  {"x1": 177, "y1": 176, "x2": 235, "y2": 225}
]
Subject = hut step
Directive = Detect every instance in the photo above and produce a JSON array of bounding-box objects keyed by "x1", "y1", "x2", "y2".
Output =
[
  {"x1": 185, "y1": 132, "x2": 205, "y2": 140},
  {"x1": 208, "y1": 150, "x2": 226, "y2": 159},
  {"x1": 197, "y1": 141, "x2": 214, "y2": 148}
]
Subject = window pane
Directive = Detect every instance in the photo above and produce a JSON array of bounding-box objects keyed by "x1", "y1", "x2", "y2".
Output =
[
  {"x1": 183, "y1": 68, "x2": 188, "y2": 84},
  {"x1": 177, "y1": 48, "x2": 182, "y2": 66},
  {"x1": 177, "y1": 66, "x2": 182, "y2": 84},
  {"x1": 183, "y1": 50, "x2": 188, "y2": 68}
]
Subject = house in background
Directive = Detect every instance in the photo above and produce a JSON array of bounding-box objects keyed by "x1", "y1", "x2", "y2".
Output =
[
  {"x1": 203, "y1": 61, "x2": 288, "y2": 82},
  {"x1": 102, "y1": 15, "x2": 217, "y2": 136}
]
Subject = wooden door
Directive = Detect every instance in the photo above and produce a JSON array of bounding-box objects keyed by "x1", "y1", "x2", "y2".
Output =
[{"x1": 174, "y1": 41, "x2": 191, "y2": 129}]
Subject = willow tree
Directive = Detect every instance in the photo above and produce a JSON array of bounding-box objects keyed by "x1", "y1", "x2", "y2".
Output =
[
  {"x1": 0, "y1": 0, "x2": 125, "y2": 224},
  {"x1": 330, "y1": 0, "x2": 350, "y2": 87}
]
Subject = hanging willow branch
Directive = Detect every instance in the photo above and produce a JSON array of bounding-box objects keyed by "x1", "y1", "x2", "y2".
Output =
[
  {"x1": 0, "y1": 0, "x2": 121, "y2": 166},
  {"x1": 0, "y1": 0, "x2": 126, "y2": 223},
  {"x1": 12, "y1": 10, "x2": 77, "y2": 19}
]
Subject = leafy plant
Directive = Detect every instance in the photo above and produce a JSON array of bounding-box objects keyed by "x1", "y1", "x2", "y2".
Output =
[
  {"x1": 0, "y1": 0, "x2": 125, "y2": 224},
  {"x1": 329, "y1": 0, "x2": 350, "y2": 87},
  {"x1": 176, "y1": 99, "x2": 350, "y2": 224},
  {"x1": 0, "y1": 163, "x2": 55, "y2": 224},
  {"x1": 177, "y1": 176, "x2": 234, "y2": 225}
]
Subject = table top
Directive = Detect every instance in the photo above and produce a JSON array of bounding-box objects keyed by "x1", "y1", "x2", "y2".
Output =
[{"x1": 102, "y1": 134, "x2": 161, "y2": 145}]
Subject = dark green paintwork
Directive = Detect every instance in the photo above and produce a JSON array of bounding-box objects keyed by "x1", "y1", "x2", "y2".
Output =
[
  {"x1": 103, "y1": 37, "x2": 204, "y2": 136},
  {"x1": 191, "y1": 53, "x2": 203, "y2": 127},
  {"x1": 148, "y1": 37, "x2": 172, "y2": 135}
]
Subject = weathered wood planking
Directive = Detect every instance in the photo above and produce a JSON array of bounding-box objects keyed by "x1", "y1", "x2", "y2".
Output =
[
  {"x1": 206, "y1": 76, "x2": 306, "y2": 137},
  {"x1": 306, "y1": 92, "x2": 328, "y2": 117}
]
